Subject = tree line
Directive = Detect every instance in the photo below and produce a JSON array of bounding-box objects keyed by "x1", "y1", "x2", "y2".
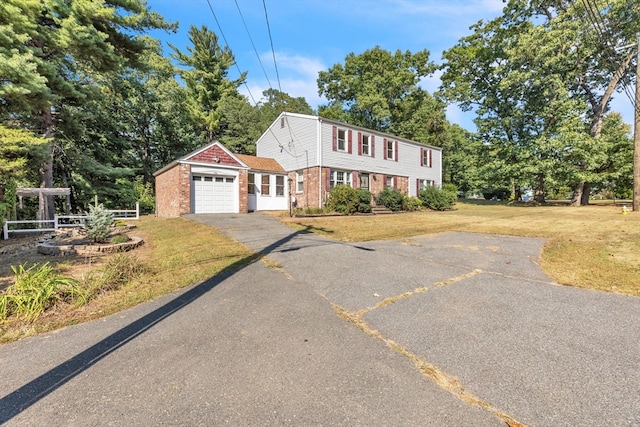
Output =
[{"x1": 1, "y1": 0, "x2": 636, "y2": 220}]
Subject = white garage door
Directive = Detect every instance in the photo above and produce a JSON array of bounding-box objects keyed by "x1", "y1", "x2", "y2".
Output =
[{"x1": 192, "y1": 175, "x2": 236, "y2": 213}]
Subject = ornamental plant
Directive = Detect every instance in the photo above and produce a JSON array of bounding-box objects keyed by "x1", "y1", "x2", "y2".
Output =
[{"x1": 84, "y1": 203, "x2": 115, "y2": 243}]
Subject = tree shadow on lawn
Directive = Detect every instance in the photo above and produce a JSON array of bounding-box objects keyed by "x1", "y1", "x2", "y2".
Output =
[{"x1": 0, "y1": 225, "x2": 372, "y2": 423}]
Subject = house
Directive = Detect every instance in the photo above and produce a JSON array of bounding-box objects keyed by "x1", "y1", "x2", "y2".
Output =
[
  {"x1": 256, "y1": 112, "x2": 442, "y2": 210},
  {"x1": 153, "y1": 113, "x2": 442, "y2": 217}
]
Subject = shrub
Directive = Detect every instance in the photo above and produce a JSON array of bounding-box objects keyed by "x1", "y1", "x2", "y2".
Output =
[
  {"x1": 402, "y1": 196, "x2": 423, "y2": 211},
  {"x1": 110, "y1": 234, "x2": 130, "y2": 244},
  {"x1": 355, "y1": 189, "x2": 372, "y2": 213},
  {"x1": 419, "y1": 186, "x2": 456, "y2": 211},
  {"x1": 375, "y1": 188, "x2": 405, "y2": 212},
  {"x1": 84, "y1": 204, "x2": 114, "y2": 243},
  {"x1": 0, "y1": 263, "x2": 87, "y2": 322},
  {"x1": 327, "y1": 185, "x2": 357, "y2": 214},
  {"x1": 133, "y1": 176, "x2": 155, "y2": 214}
]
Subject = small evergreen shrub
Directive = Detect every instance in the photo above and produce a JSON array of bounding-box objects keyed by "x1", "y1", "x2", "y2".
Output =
[
  {"x1": 375, "y1": 188, "x2": 405, "y2": 212},
  {"x1": 84, "y1": 204, "x2": 115, "y2": 243},
  {"x1": 419, "y1": 186, "x2": 456, "y2": 211},
  {"x1": 327, "y1": 185, "x2": 358, "y2": 214},
  {"x1": 402, "y1": 196, "x2": 423, "y2": 211},
  {"x1": 327, "y1": 185, "x2": 371, "y2": 214},
  {"x1": 355, "y1": 189, "x2": 372, "y2": 213}
]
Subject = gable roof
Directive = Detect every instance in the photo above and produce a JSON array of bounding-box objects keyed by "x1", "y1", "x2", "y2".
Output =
[{"x1": 154, "y1": 141, "x2": 287, "y2": 176}]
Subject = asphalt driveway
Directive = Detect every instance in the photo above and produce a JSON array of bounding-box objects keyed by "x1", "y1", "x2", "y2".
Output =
[{"x1": 1, "y1": 212, "x2": 638, "y2": 426}]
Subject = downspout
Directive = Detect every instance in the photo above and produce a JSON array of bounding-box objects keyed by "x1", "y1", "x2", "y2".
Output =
[{"x1": 317, "y1": 118, "x2": 323, "y2": 208}]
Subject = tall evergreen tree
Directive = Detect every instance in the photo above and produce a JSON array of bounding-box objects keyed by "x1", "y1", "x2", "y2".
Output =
[
  {"x1": 170, "y1": 25, "x2": 246, "y2": 145},
  {"x1": 0, "y1": 0, "x2": 175, "y2": 216}
]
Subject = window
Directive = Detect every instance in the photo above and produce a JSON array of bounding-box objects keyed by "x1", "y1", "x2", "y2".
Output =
[
  {"x1": 261, "y1": 174, "x2": 270, "y2": 196},
  {"x1": 330, "y1": 170, "x2": 352, "y2": 188},
  {"x1": 280, "y1": 117, "x2": 285, "y2": 128},
  {"x1": 276, "y1": 176, "x2": 285, "y2": 196},
  {"x1": 204, "y1": 176, "x2": 213, "y2": 182},
  {"x1": 296, "y1": 171, "x2": 304, "y2": 193},
  {"x1": 386, "y1": 176, "x2": 394, "y2": 188},
  {"x1": 337, "y1": 128, "x2": 346, "y2": 151},
  {"x1": 333, "y1": 126, "x2": 352, "y2": 153},
  {"x1": 384, "y1": 139, "x2": 397, "y2": 161},
  {"x1": 215, "y1": 177, "x2": 224, "y2": 183},
  {"x1": 248, "y1": 173, "x2": 255, "y2": 194},
  {"x1": 361, "y1": 134, "x2": 370, "y2": 156},
  {"x1": 360, "y1": 173, "x2": 369, "y2": 191},
  {"x1": 421, "y1": 148, "x2": 433, "y2": 168},
  {"x1": 419, "y1": 179, "x2": 435, "y2": 191}
]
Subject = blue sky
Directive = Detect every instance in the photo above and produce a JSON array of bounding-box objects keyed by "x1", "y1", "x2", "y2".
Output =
[{"x1": 145, "y1": 0, "x2": 635, "y2": 132}]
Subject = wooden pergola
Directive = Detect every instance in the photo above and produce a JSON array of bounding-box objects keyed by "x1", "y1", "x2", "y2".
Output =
[{"x1": 16, "y1": 187, "x2": 71, "y2": 221}]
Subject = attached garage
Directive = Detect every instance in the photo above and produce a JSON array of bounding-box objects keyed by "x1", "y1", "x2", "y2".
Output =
[
  {"x1": 154, "y1": 141, "x2": 289, "y2": 218},
  {"x1": 191, "y1": 175, "x2": 236, "y2": 213}
]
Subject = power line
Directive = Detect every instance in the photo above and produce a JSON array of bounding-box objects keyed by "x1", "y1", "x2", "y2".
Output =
[
  {"x1": 234, "y1": 0, "x2": 273, "y2": 89},
  {"x1": 580, "y1": 0, "x2": 637, "y2": 112}
]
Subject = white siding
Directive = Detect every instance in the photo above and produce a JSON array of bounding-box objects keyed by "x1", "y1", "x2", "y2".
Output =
[
  {"x1": 252, "y1": 172, "x2": 289, "y2": 211},
  {"x1": 256, "y1": 113, "x2": 319, "y2": 172},
  {"x1": 258, "y1": 113, "x2": 443, "y2": 198},
  {"x1": 319, "y1": 121, "x2": 442, "y2": 196}
]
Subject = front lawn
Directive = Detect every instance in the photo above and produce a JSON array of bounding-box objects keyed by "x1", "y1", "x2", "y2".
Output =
[{"x1": 281, "y1": 201, "x2": 640, "y2": 296}]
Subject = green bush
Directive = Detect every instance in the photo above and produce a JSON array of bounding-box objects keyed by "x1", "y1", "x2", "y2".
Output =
[
  {"x1": 110, "y1": 234, "x2": 130, "y2": 244},
  {"x1": 419, "y1": 186, "x2": 456, "y2": 211},
  {"x1": 133, "y1": 176, "x2": 155, "y2": 214},
  {"x1": 375, "y1": 188, "x2": 405, "y2": 211},
  {"x1": 402, "y1": 196, "x2": 423, "y2": 211},
  {"x1": 0, "y1": 263, "x2": 87, "y2": 322},
  {"x1": 84, "y1": 204, "x2": 115, "y2": 243},
  {"x1": 355, "y1": 189, "x2": 372, "y2": 213},
  {"x1": 327, "y1": 185, "x2": 355, "y2": 214},
  {"x1": 326, "y1": 185, "x2": 371, "y2": 215}
]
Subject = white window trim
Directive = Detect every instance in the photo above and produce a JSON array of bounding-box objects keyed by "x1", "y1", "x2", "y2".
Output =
[
  {"x1": 296, "y1": 171, "x2": 304, "y2": 193},
  {"x1": 275, "y1": 175, "x2": 285, "y2": 197},
  {"x1": 362, "y1": 134, "x2": 370, "y2": 156},
  {"x1": 330, "y1": 170, "x2": 352, "y2": 188},
  {"x1": 337, "y1": 128, "x2": 347, "y2": 152}
]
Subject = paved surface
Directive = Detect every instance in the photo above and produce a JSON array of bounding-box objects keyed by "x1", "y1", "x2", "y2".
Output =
[{"x1": 1, "y1": 212, "x2": 639, "y2": 426}]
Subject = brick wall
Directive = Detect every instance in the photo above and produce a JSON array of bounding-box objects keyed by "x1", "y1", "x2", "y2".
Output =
[
  {"x1": 189, "y1": 145, "x2": 241, "y2": 166},
  {"x1": 155, "y1": 163, "x2": 191, "y2": 218},
  {"x1": 238, "y1": 169, "x2": 248, "y2": 213},
  {"x1": 290, "y1": 166, "x2": 325, "y2": 209}
]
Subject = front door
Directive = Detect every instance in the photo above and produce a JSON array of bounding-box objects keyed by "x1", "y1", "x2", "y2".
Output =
[{"x1": 360, "y1": 173, "x2": 370, "y2": 191}]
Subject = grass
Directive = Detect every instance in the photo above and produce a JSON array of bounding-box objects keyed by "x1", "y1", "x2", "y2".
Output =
[
  {"x1": 0, "y1": 216, "x2": 253, "y2": 343},
  {"x1": 281, "y1": 200, "x2": 640, "y2": 296}
]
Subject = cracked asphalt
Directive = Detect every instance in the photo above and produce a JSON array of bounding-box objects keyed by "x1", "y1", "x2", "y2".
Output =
[{"x1": 1, "y1": 212, "x2": 639, "y2": 426}]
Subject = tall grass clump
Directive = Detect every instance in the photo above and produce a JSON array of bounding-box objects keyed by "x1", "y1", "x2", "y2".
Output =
[
  {"x1": 86, "y1": 254, "x2": 146, "y2": 296},
  {"x1": 0, "y1": 263, "x2": 87, "y2": 322}
]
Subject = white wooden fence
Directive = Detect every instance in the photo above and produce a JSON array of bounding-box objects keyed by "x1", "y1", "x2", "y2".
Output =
[{"x1": 2, "y1": 203, "x2": 139, "y2": 240}]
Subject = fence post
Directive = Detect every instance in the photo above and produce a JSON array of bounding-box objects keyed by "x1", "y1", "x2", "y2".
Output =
[
  {"x1": 54, "y1": 215, "x2": 59, "y2": 231},
  {"x1": 135, "y1": 202, "x2": 140, "y2": 220},
  {"x1": 3, "y1": 222, "x2": 7, "y2": 240}
]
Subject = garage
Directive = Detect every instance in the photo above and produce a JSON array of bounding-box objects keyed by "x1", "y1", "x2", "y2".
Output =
[{"x1": 192, "y1": 175, "x2": 236, "y2": 213}]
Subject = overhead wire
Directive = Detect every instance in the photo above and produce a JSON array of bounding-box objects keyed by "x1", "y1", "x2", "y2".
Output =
[
  {"x1": 579, "y1": 0, "x2": 637, "y2": 114},
  {"x1": 203, "y1": 0, "x2": 306, "y2": 160}
]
